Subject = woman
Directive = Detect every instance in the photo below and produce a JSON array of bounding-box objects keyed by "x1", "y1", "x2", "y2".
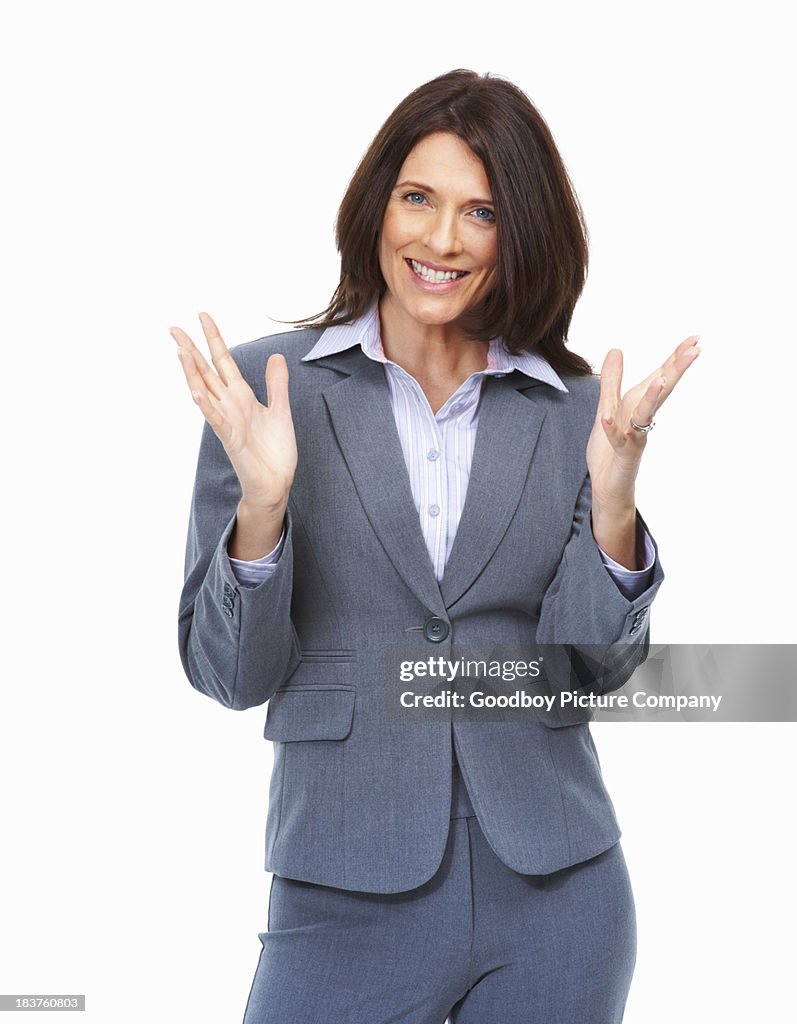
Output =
[{"x1": 171, "y1": 70, "x2": 698, "y2": 1024}]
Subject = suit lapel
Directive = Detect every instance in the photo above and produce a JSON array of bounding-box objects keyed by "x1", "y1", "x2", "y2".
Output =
[
  {"x1": 315, "y1": 351, "x2": 548, "y2": 615},
  {"x1": 320, "y1": 354, "x2": 447, "y2": 616},
  {"x1": 439, "y1": 377, "x2": 547, "y2": 607}
]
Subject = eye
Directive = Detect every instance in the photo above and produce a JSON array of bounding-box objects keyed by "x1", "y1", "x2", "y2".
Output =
[
  {"x1": 403, "y1": 191, "x2": 428, "y2": 205},
  {"x1": 471, "y1": 207, "x2": 496, "y2": 223}
]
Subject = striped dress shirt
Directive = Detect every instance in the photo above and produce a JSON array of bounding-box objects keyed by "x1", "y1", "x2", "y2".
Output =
[{"x1": 228, "y1": 303, "x2": 654, "y2": 596}]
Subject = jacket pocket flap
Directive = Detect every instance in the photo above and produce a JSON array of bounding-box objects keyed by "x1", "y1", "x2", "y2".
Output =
[
  {"x1": 542, "y1": 707, "x2": 595, "y2": 728},
  {"x1": 263, "y1": 687, "x2": 356, "y2": 742}
]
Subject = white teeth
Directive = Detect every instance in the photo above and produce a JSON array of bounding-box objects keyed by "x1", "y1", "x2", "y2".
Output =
[{"x1": 409, "y1": 259, "x2": 466, "y2": 284}]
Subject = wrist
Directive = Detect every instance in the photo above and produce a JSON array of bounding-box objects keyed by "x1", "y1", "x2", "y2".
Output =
[
  {"x1": 591, "y1": 498, "x2": 636, "y2": 524},
  {"x1": 229, "y1": 499, "x2": 287, "y2": 561},
  {"x1": 590, "y1": 504, "x2": 638, "y2": 571},
  {"x1": 238, "y1": 494, "x2": 289, "y2": 519}
]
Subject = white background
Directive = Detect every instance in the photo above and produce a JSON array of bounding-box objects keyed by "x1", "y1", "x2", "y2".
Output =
[{"x1": 1, "y1": 0, "x2": 795, "y2": 1021}]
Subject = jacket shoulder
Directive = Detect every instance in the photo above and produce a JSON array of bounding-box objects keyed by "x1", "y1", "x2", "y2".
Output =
[
  {"x1": 559, "y1": 372, "x2": 601, "y2": 402},
  {"x1": 533, "y1": 371, "x2": 600, "y2": 417},
  {"x1": 230, "y1": 326, "x2": 325, "y2": 368}
]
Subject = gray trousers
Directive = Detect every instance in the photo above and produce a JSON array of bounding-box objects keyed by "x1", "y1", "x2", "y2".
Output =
[{"x1": 243, "y1": 753, "x2": 637, "y2": 1023}]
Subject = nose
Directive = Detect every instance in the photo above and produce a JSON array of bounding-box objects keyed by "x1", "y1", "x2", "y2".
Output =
[{"x1": 423, "y1": 207, "x2": 463, "y2": 258}]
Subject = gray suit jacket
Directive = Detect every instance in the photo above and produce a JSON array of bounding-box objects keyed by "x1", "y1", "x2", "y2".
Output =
[{"x1": 178, "y1": 328, "x2": 664, "y2": 893}]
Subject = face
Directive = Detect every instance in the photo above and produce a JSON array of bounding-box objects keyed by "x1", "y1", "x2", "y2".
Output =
[{"x1": 378, "y1": 131, "x2": 498, "y2": 333}]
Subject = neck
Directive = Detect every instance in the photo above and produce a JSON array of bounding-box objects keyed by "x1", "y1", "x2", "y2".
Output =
[{"x1": 377, "y1": 295, "x2": 489, "y2": 383}]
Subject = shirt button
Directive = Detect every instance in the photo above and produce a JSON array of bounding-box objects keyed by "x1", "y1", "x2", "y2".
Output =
[
  {"x1": 427, "y1": 449, "x2": 440, "y2": 461},
  {"x1": 428, "y1": 504, "x2": 440, "y2": 517}
]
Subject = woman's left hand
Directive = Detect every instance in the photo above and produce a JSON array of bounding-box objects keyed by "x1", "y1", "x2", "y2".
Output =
[{"x1": 585, "y1": 335, "x2": 701, "y2": 565}]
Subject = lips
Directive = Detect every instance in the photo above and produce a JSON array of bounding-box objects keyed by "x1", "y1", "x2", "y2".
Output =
[{"x1": 406, "y1": 258, "x2": 470, "y2": 285}]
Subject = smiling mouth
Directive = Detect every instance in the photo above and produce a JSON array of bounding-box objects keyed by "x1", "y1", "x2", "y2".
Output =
[{"x1": 407, "y1": 258, "x2": 470, "y2": 284}]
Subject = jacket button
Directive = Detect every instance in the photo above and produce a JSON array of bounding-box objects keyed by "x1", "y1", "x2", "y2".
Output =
[{"x1": 423, "y1": 616, "x2": 449, "y2": 642}]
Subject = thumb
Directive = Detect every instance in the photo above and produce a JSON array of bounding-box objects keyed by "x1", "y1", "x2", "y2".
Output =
[
  {"x1": 599, "y1": 348, "x2": 623, "y2": 420},
  {"x1": 265, "y1": 353, "x2": 291, "y2": 414}
]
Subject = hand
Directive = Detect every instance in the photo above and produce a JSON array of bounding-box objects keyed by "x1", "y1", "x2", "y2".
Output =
[
  {"x1": 585, "y1": 335, "x2": 700, "y2": 569},
  {"x1": 170, "y1": 312, "x2": 297, "y2": 513},
  {"x1": 586, "y1": 335, "x2": 701, "y2": 513}
]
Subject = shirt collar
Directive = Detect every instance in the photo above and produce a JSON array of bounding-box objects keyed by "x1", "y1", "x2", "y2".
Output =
[{"x1": 301, "y1": 302, "x2": 569, "y2": 393}]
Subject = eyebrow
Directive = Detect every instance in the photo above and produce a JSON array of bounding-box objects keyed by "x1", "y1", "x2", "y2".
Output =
[{"x1": 395, "y1": 179, "x2": 494, "y2": 206}]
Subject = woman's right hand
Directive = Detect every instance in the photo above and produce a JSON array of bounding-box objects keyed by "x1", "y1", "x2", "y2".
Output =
[{"x1": 170, "y1": 312, "x2": 297, "y2": 516}]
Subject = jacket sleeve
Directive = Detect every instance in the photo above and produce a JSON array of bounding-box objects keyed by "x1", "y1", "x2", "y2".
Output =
[
  {"x1": 177, "y1": 409, "x2": 301, "y2": 711},
  {"x1": 536, "y1": 468, "x2": 665, "y2": 701}
]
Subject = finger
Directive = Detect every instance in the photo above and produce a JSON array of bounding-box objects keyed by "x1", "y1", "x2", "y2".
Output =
[
  {"x1": 170, "y1": 326, "x2": 226, "y2": 401},
  {"x1": 648, "y1": 337, "x2": 701, "y2": 420},
  {"x1": 639, "y1": 335, "x2": 701, "y2": 399},
  {"x1": 174, "y1": 346, "x2": 227, "y2": 429},
  {"x1": 190, "y1": 383, "x2": 228, "y2": 434},
  {"x1": 174, "y1": 343, "x2": 212, "y2": 399},
  {"x1": 265, "y1": 353, "x2": 291, "y2": 415},
  {"x1": 597, "y1": 352, "x2": 627, "y2": 452},
  {"x1": 598, "y1": 348, "x2": 623, "y2": 425},
  {"x1": 172, "y1": 345, "x2": 228, "y2": 433},
  {"x1": 658, "y1": 334, "x2": 700, "y2": 386},
  {"x1": 599, "y1": 413, "x2": 627, "y2": 451},
  {"x1": 630, "y1": 375, "x2": 666, "y2": 430},
  {"x1": 198, "y1": 311, "x2": 245, "y2": 388}
]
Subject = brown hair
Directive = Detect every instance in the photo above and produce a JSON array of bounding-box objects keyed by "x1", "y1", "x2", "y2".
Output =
[{"x1": 298, "y1": 69, "x2": 592, "y2": 377}]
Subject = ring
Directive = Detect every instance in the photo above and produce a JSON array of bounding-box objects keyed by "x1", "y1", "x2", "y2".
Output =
[{"x1": 630, "y1": 417, "x2": 655, "y2": 434}]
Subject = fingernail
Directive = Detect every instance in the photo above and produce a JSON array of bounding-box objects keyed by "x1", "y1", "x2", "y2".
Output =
[{"x1": 660, "y1": 376, "x2": 667, "y2": 386}]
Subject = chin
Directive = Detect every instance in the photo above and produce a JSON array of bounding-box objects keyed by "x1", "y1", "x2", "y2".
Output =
[
  {"x1": 412, "y1": 308, "x2": 461, "y2": 327},
  {"x1": 402, "y1": 296, "x2": 468, "y2": 327}
]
